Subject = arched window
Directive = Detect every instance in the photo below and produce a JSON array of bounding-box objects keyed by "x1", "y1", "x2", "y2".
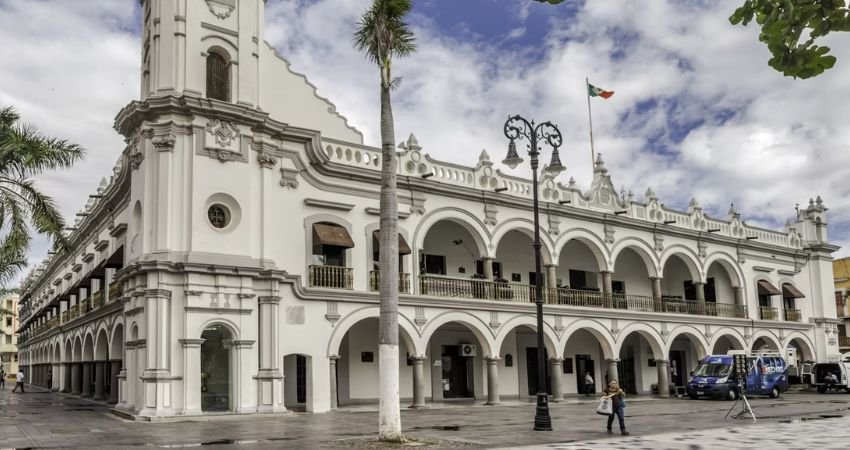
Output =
[{"x1": 206, "y1": 52, "x2": 230, "y2": 102}]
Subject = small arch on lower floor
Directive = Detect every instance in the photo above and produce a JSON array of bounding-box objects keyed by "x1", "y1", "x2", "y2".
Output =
[
  {"x1": 751, "y1": 331, "x2": 782, "y2": 353},
  {"x1": 666, "y1": 327, "x2": 709, "y2": 389},
  {"x1": 784, "y1": 333, "x2": 816, "y2": 362},
  {"x1": 710, "y1": 329, "x2": 747, "y2": 354},
  {"x1": 201, "y1": 324, "x2": 235, "y2": 413}
]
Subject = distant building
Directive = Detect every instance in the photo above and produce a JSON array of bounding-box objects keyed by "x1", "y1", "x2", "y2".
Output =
[
  {"x1": 1, "y1": 293, "x2": 20, "y2": 377},
  {"x1": 14, "y1": 0, "x2": 842, "y2": 418},
  {"x1": 833, "y1": 258, "x2": 850, "y2": 353}
]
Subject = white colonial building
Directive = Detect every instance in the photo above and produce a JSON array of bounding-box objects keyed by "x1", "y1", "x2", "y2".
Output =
[{"x1": 15, "y1": 0, "x2": 842, "y2": 418}]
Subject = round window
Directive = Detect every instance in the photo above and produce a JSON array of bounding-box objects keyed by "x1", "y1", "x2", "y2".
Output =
[{"x1": 207, "y1": 204, "x2": 230, "y2": 229}]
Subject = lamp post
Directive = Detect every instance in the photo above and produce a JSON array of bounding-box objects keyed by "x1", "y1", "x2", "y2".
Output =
[{"x1": 503, "y1": 115, "x2": 564, "y2": 431}]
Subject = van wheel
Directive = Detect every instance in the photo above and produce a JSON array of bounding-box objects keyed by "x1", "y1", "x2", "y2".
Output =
[
  {"x1": 769, "y1": 387, "x2": 780, "y2": 398},
  {"x1": 688, "y1": 393, "x2": 699, "y2": 400},
  {"x1": 726, "y1": 389, "x2": 738, "y2": 401}
]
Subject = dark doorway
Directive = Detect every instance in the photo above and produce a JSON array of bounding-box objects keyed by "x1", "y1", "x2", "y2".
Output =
[
  {"x1": 525, "y1": 347, "x2": 551, "y2": 396},
  {"x1": 575, "y1": 354, "x2": 595, "y2": 394},
  {"x1": 201, "y1": 325, "x2": 232, "y2": 412},
  {"x1": 669, "y1": 350, "x2": 687, "y2": 387},
  {"x1": 617, "y1": 358, "x2": 637, "y2": 394},
  {"x1": 441, "y1": 345, "x2": 474, "y2": 398},
  {"x1": 296, "y1": 355, "x2": 307, "y2": 404}
]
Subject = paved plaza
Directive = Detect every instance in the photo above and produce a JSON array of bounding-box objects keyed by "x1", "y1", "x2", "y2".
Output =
[{"x1": 2, "y1": 386, "x2": 850, "y2": 449}]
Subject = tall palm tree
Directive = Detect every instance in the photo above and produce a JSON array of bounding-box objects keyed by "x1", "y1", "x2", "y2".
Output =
[
  {"x1": 353, "y1": 0, "x2": 415, "y2": 442},
  {"x1": 0, "y1": 106, "x2": 84, "y2": 284}
]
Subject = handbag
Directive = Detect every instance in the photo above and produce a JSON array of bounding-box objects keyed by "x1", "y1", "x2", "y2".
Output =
[{"x1": 596, "y1": 398, "x2": 613, "y2": 415}]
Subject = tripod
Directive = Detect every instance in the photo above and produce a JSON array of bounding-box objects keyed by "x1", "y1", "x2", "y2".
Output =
[{"x1": 724, "y1": 381, "x2": 758, "y2": 422}]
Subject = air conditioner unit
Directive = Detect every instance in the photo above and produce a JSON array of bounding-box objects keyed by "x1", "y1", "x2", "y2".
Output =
[{"x1": 460, "y1": 344, "x2": 477, "y2": 357}]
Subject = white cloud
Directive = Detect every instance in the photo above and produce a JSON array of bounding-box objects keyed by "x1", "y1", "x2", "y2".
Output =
[{"x1": 3, "y1": 0, "x2": 850, "y2": 287}]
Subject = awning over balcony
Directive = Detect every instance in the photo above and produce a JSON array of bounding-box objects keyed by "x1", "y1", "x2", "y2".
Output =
[
  {"x1": 312, "y1": 223, "x2": 354, "y2": 249},
  {"x1": 782, "y1": 283, "x2": 806, "y2": 298},
  {"x1": 757, "y1": 280, "x2": 782, "y2": 296},
  {"x1": 372, "y1": 230, "x2": 412, "y2": 255}
]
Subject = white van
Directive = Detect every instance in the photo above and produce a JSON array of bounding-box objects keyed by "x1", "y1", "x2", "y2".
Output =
[{"x1": 812, "y1": 361, "x2": 850, "y2": 393}]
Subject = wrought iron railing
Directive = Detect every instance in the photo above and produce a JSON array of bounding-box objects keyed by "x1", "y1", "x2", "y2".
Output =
[
  {"x1": 61, "y1": 310, "x2": 69, "y2": 323},
  {"x1": 70, "y1": 304, "x2": 80, "y2": 319},
  {"x1": 308, "y1": 265, "x2": 353, "y2": 289},
  {"x1": 368, "y1": 271, "x2": 411, "y2": 293},
  {"x1": 839, "y1": 336, "x2": 850, "y2": 348},
  {"x1": 108, "y1": 280, "x2": 123, "y2": 301},
  {"x1": 760, "y1": 306, "x2": 778, "y2": 321},
  {"x1": 784, "y1": 309, "x2": 801, "y2": 322}
]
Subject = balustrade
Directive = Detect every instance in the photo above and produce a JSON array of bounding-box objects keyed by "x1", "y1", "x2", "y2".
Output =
[
  {"x1": 784, "y1": 309, "x2": 801, "y2": 322},
  {"x1": 760, "y1": 306, "x2": 779, "y2": 321},
  {"x1": 308, "y1": 265, "x2": 353, "y2": 289},
  {"x1": 70, "y1": 304, "x2": 80, "y2": 319},
  {"x1": 92, "y1": 291, "x2": 104, "y2": 309},
  {"x1": 839, "y1": 336, "x2": 850, "y2": 348},
  {"x1": 108, "y1": 280, "x2": 123, "y2": 301},
  {"x1": 368, "y1": 271, "x2": 411, "y2": 293}
]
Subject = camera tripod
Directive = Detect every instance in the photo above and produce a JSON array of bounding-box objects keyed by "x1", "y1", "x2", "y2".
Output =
[{"x1": 724, "y1": 382, "x2": 758, "y2": 422}]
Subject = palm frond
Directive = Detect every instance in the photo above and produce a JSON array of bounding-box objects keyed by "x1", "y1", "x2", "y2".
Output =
[
  {"x1": 0, "y1": 124, "x2": 84, "y2": 178},
  {"x1": 0, "y1": 189, "x2": 30, "y2": 283},
  {"x1": 353, "y1": 0, "x2": 417, "y2": 68},
  {"x1": 9, "y1": 178, "x2": 67, "y2": 247}
]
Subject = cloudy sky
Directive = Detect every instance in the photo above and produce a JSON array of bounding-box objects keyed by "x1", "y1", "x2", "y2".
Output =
[{"x1": 2, "y1": 0, "x2": 850, "y2": 285}]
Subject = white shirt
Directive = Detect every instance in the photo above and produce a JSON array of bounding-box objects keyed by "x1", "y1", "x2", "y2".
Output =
[
  {"x1": 16, "y1": 372, "x2": 24, "y2": 383},
  {"x1": 585, "y1": 374, "x2": 594, "y2": 384}
]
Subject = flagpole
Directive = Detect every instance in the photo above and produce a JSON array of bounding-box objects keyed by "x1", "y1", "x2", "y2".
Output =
[{"x1": 585, "y1": 76, "x2": 596, "y2": 168}]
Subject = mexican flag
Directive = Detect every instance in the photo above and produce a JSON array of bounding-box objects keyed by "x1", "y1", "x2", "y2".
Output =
[{"x1": 588, "y1": 82, "x2": 614, "y2": 99}]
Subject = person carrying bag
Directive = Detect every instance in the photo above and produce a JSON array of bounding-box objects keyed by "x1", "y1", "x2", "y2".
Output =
[{"x1": 602, "y1": 380, "x2": 629, "y2": 435}]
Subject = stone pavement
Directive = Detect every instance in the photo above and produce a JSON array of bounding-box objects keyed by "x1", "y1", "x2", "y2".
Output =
[{"x1": 2, "y1": 385, "x2": 850, "y2": 449}]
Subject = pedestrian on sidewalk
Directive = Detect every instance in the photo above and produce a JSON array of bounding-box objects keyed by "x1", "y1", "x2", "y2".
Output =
[
  {"x1": 11, "y1": 369, "x2": 25, "y2": 393},
  {"x1": 584, "y1": 372, "x2": 594, "y2": 396},
  {"x1": 0, "y1": 368, "x2": 6, "y2": 389},
  {"x1": 602, "y1": 380, "x2": 628, "y2": 436},
  {"x1": 46, "y1": 369, "x2": 53, "y2": 391}
]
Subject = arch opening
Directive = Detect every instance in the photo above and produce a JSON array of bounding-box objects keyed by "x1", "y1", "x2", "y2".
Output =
[{"x1": 201, "y1": 324, "x2": 234, "y2": 412}]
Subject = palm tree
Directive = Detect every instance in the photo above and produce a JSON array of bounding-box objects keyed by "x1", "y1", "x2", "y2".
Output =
[
  {"x1": 353, "y1": 0, "x2": 415, "y2": 442},
  {"x1": 0, "y1": 106, "x2": 84, "y2": 284}
]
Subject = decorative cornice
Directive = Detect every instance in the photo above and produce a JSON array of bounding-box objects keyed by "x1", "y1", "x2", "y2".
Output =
[
  {"x1": 179, "y1": 338, "x2": 206, "y2": 348},
  {"x1": 364, "y1": 207, "x2": 410, "y2": 219},
  {"x1": 152, "y1": 133, "x2": 176, "y2": 152},
  {"x1": 303, "y1": 198, "x2": 354, "y2": 211},
  {"x1": 753, "y1": 266, "x2": 774, "y2": 273},
  {"x1": 109, "y1": 223, "x2": 128, "y2": 238}
]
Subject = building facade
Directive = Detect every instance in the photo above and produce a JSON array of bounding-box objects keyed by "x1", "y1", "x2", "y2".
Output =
[
  {"x1": 832, "y1": 258, "x2": 850, "y2": 353},
  {"x1": 1, "y1": 293, "x2": 20, "y2": 377},
  {"x1": 15, "y1": 0, "x2": 842, "y2": 418}
]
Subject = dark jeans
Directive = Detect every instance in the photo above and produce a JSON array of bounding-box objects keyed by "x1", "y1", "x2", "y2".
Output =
[
  {"x1": 607, "y1": 405, "x2": 625, "y2": 431},
  {"x1": 12, "y1": 382, "x2": 25, "y2": 393},
  {"x1": 585, "y1": 383, "x2": 594, "y2": 395}
]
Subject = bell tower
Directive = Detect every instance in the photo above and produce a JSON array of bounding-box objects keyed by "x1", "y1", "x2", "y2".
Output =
[{"x1": 139, "y1": 0, "x2": 264, "y2": 106}]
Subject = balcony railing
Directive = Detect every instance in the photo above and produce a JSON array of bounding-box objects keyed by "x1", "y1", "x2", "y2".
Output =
[
  {"x1": 108, "y1": 280, "x2": 123, "y2": 301},
  {"x1": 839, "y1": 336, "x2": 850, "y2": 348},
  {"x1": 92, "y1": 290, "x2": 104, "y2": 309},
  {"x1": 61, "y1": 311, "x2": 69, "y2": 323},
  {"x1": 369, "y1": 271, "x2": 411, "y2": 293},
  {"x1": 70, "y1": 304, "x2": 80, "y2": 319},
  {"x1": 416, "y1": 277, "x2": 749, "y2": 319},
  {"x1": 784, "y1": 309, "x2": 801, "y2": 322},
  {"x1": 308, "y1": 265, "x2": 353, "y2": 289},
  {"x1": 760, "y1": 306, "x2": 778, "y2": 321}
]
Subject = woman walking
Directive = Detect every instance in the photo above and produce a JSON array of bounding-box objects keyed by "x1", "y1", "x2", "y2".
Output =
[{"x1": 603, "y1": 380, "x2": 629, "y2": 435}]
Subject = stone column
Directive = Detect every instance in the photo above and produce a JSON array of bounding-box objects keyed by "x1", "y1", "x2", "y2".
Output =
[
  {"x1": 256, "y1": 296, "x2": 285, "y2": 413},
  {"x1": 606, "y1": 359, "x2": 619, "y2": 384},
  {"x1": 123, "y1": 342, "x2": 136, "y2": 410},
  {"x1": 656, "y1": 359, "x2": 670, "y2": 398},
  {"x1": 109, "y1": 360, "x2": 122, "y2": 404},
  {"x1": 52, "y1": 363, "x2": 61, "y2": 391},
  {"x1": 410, "y1": 356, "x2": 427, "y2": 408},
  {"x1": 329, "y1": 355, "x2": 340, "y2": 410},
  {"x1": 650, "y1": 276, "x2": 663, "y2": 311},
  {"x1": 135, "y1": 340, "x2": 147, "y2": 412},
  {"x1": 81, "y1": 362, "x2": 92, "y2": 397},
  {"x1": 545, "y1": 264, "x2": 558, "y2": 289},
  {"x1": 71, "y1": 363, "x2": 81, "y2": 395},
  {"x1": 180, "y1": 339, "x2": 204, "y2": 415},
  {"x1": 694, "y1": 281, "x2": 706, "y2": 314},
  {"x1": 481, "y1": 257, "x2": 495, "y2": 280},
  {"x1": 601, "y1": 271, "x2": 613, "y2": 294},
  {"x1": 62, "y1": 362, "x2": 72, "y2": 393},
  {"x1": 485, "y1": 357, "x2": 500, "y2": 405},
  {"x1": 549, "y1": 358, "x2": 564, "y2": 402},
  {"x1": 139, "y1": 287, "x2": 174, "y2": 418},
  {"x1": 94, "y1": 361, "x2": 106, "y2": 400}
]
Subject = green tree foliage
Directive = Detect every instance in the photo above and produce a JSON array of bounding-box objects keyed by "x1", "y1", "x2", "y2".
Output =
[
  {"x1": 353, "y1": 0, "x2": 416, "y2": 443},
  {"x1": 731, "y1": 0, "x2": 850, "y2": 79},
  {"x1": 0, "y1": 106, "x2": 84, "y2": 283}
]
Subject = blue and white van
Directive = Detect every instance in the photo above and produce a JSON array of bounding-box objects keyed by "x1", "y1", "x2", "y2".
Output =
[{"x1": 686, "y1": 352, "x2": 788, "y2": 400}]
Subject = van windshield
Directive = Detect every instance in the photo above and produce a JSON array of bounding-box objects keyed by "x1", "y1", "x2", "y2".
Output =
[{"x1": 693, "y1": 363, "x2": 732, "y2": 377}]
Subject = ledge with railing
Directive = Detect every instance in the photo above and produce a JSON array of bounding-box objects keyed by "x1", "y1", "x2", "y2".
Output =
[
  {"x1": 784, "y1": 309, "x2": 801, "y2": 322},
  {"x1": 369, "y1": 271, "x2": 411, "y2": 293},
  {"x1": 61, "y1": 310, "x2": 69, "y2": 323},
  {"x1": 92, "y1": 290, "x2": 104, "y2": 309},
  {"x1": 416, "y1": 275, "x2": 748, "y2": 318},
  {"x1": 108, "y1": 280, "x2": 123, "y2": 301},
  {"x1": 760, "y1": 306, "x2": 779, "y2": 321},
  {"x1": 308, "y1": 265, "x2": 354, "y2": 289},
  {"x1": 69, "y1": 304, "x2": 80, "y2": 320},
  {"x1": 839, "y1": 336, "x2": 850, "y2": 349}
]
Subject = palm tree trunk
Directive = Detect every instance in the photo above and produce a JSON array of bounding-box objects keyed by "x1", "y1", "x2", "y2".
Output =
[{"x1": 377, "y1": 68, "x2": 402, "y2": 441}]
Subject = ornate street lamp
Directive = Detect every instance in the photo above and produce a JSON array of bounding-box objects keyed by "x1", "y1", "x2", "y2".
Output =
[{"x1": 503, "y1": 114, "x2": 564, "y2": 431}]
